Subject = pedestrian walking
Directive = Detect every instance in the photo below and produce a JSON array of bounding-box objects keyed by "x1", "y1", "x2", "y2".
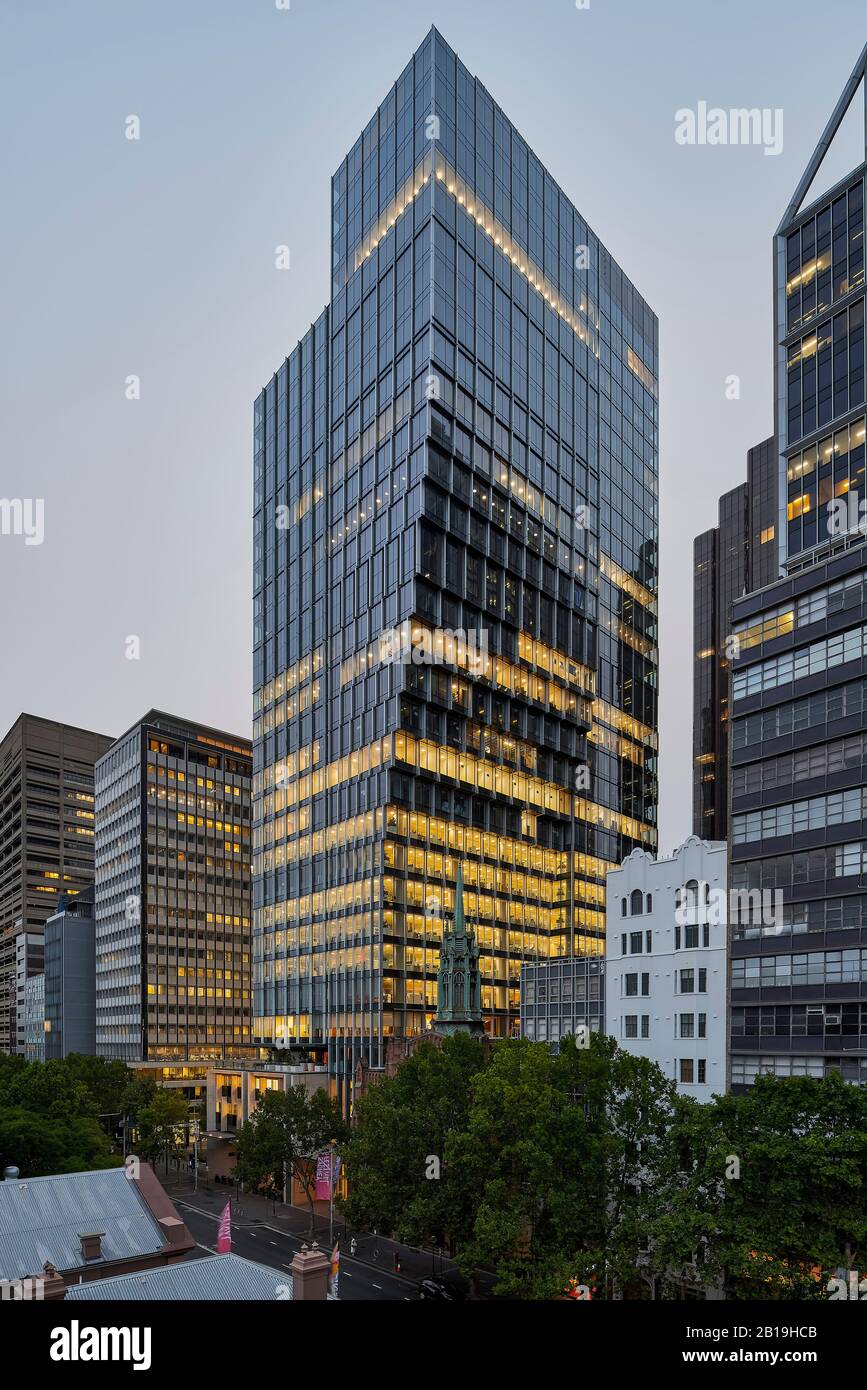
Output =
[{"x1": 350, "y1": 1236, "x2": 357, "y2": 1257}]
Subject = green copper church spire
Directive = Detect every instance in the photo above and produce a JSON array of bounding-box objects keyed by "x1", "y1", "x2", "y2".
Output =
[{"x1": 434, "y1": 864, "x2": 486, "y2": 1037}]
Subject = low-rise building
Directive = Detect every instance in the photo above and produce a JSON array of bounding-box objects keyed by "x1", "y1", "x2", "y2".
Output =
[
  {"x1": 0, "y1": 1163, "x2": 195, "y2": 1296},
  {"x1": 129, "y1": 1058, "x2": 329, "y2": 1180},
  {"x1": 605, "y1": 838, "x2": 728, "y2": 1100},
  {"x1": 65, "y1": 1247, "x2": 334, "y2": 1301},
  {"x1": 519, "y1": 957, "x2": 604, "y2": 1047}
]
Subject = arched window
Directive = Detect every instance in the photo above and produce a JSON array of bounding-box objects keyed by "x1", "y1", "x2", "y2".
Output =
[
  {"x1": 630, "y1": 889, "x2": 643, "y2": 916},
  {"x1": 621, "y1": 898, "x2": 627, "y2": 917},
  {"x1": 680, "y1": 879, "x2": 699, "y2": 911},
  {"x1": 646, "y1": 893, "x2": 652, "y2": 913}
]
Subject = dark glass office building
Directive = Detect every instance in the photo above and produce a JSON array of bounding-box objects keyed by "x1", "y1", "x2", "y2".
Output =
[
  {"x1": 728, "y1": 49, "x2": 867, "y2": 1090},
  {"x1": 519, "y1": 956, "x2": 604, "y2": 1047},
  {"x1": 693, "y1": 438, "x2": 777, "y2": 839},
  {"x1": 44, "y1": 886, "x2": 96, "y2": 1060},
  {"x1": 252, "y1": 29, "x2": 659, "y2": 1107}
]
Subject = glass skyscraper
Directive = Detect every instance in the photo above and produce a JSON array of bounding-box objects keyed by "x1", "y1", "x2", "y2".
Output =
[
  {"x1": 728, "y1": 49, "x2": 867, "y2": 1090},
  {"x1": 253, "y1": 28, "x2": 658, "y2": 1107}
]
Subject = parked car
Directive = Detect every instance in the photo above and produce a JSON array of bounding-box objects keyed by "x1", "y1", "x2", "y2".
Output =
[{"x1": 417, "y1": 1277, "x2": 465, "y2": 1301}]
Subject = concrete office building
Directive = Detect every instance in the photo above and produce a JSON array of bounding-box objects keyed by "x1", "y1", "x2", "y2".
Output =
[
  {"x1": 0, "y1": 714, "x2": 113, "y2": 1053},
  {"x1": 94, "y1": 712, "x2": 253, "y2": 1063},
  {"x1": 605, "y1": 838, "x2": 728, "y2": 1100},
  {"x1": 253, "y1": 28, "x2": 659, "y2": 1108}
]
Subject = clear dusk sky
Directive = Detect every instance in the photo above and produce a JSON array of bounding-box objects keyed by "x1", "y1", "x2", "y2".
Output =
[{"x1": 1, "y1": 0, "x2": 865, "y2": 847}]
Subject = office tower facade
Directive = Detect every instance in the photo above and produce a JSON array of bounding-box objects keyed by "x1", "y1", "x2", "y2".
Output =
[
  {"x1": 519, "y1": 956, "x2": 604, "y2": 1046},
  {"x1": 253, "y1": 28, "x2": 659, "y2": 1106},
  {"x1": 605, "y1": 838, "x2": 728, "y2": 1100},
  {"x1": 15, "y1": 930, "x2": 43, "y2": 1055},
  {"x1": 693, "y1": 439, "x2": 778, "y2": 840},
  {"x1": 23, "y1": 970, "x2": 45, "y2": 1062},
  {"x1": 728, "y1": 48, "x2": 867, "y2": 1090},
  {"x1": 94, "y1": 711, "x2": 254, "y2": 1063},
  {"x1": 0, "y1": 714, "x2": 114, "y2": 1053},
  {"x1": 43, "y1": 886, "x2": 96, "y2": 1059}
]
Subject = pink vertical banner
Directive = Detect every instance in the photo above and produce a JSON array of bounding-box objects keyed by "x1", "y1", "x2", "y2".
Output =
[
  {"x1": 315, "y1": 1150, "x2": 332, "y2": 1201},
  {"x1": 217, "y1": 1199, "x2": 232, "y2": 1253}
]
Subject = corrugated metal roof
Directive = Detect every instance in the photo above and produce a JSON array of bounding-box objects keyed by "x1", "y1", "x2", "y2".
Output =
[
  {"x1": 0, "y1": 1168, "x2": 165, "y2": 1280},
  {"x1": 66, "y1": 1253, "x2": 294, "y2": 1301}
]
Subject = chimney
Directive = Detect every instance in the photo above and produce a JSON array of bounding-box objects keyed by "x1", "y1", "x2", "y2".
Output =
[
  {"x1": 79, "y1": 1232, "x2": 105, "y2": 1262},
  {"x1": 40, "y1": 1262, "x2": 67, "y2": 1301},
  {"x1": 289, "y1": 1242, "x2": 330, "y2": 1300},
  {"x1": 157, "y1": 1215, "x2": 188, "y2": 1249}
]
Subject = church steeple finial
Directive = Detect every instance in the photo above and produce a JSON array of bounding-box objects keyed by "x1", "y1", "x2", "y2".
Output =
[
  {"x1": 453, "y1": 863, "x2": 466, "y2": 936},
  {"x1": 433, "y1": 863, "x2": 485, "y2": 1037}
]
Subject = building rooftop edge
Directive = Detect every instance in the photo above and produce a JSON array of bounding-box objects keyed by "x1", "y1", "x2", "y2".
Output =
[
  {"x1": 0, "y1": 712, "x2": 116, "y2": 749},
  {"x1": 98, "y1": 709, "x2": 252, "y2": 761}
]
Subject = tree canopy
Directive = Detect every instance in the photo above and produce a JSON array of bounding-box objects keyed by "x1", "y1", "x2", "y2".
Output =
[
  {"x1": 235, "y1": 1085, "x2": 348, "y2": 1234},
  {"x1": 0, "y1": 1053, "x2": 179, "y2": 1177},
  {"x1": 340, "y1": 1033, "x2": 867, "y2": 1299}
]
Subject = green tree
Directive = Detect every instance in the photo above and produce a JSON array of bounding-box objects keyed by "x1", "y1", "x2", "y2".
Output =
[
  {"x1": 651, "y1": 1072, "x2": 867, "y2": 1299},
  {"x1": 445, "y1": 1033, "x2": 676, "y2": 1298},
  {"x1": 341, "y1": 1034, "x2": 487, "y2": 1250},
  {"x1": 235, "y1": 1086, "x2": 348, "y2": 1235},
  {"x1": 63, "y1": 1054, "x2": 133, "y2": 1119},
  {"x1": 134, "y1": 1088, "x2": 190, "y2": 1170},
  {"x1": 122, "y1": 1072, "x2": 160, "y2": 1124},
  {"x1": 0, "y1": 1107, "x2": 118, "y2": 1177},
  {"x1": 0, "y1": 1058, "x2": 95, "y2": 1119}
]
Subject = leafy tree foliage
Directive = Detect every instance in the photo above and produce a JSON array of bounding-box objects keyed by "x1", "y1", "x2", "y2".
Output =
[
  {"x1": 0, "y1": 1054, "x2": 183, "y2": 1176},
  {"x1": 649, "y1": 1072, "x2": 867, "y2": 1300},
  {"x1": 341, "y1": 1034, "x2": 486, "y2": 1248},
  {"x1": 448, "y1": 1034, "x2": 677, "y2": 1298},
  {"x1": 235, "y1": 1086, "x2": 348, "y2": 1235},
  {"x1": 0, "y1": 1107, "x2": 117, "y2": 1176},
  {"x1": 341, "y1": 1033, "x2": 867, "y2": 1299},
  {"x1": 134, "y1": 1088, "x2": 191, "y2": 1167}
]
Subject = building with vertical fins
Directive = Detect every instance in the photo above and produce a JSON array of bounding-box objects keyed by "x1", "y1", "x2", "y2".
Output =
[
  {"x1": 253, "y1": 28, "x2": 659, "y2": 1110},
  {"x1": 728, "y1": 45, "x2": 867, "y2": 1090},
  {"x1": 693, "y1": 438, "x2": 778, "y2": 840},
  {"x1": 94, "y1": 711, "x2": 253, "y2": 1063}
]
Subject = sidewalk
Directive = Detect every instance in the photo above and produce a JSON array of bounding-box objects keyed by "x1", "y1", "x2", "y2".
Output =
[{"x1": 164, "y1": 1174, "x2": 461, "y2": 1286}]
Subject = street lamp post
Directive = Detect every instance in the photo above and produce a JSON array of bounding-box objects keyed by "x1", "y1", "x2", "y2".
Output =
[
  {"x1": 328, "y1": 1138, "x2": 337, "y2": 1247},
  {"x1": 191, "y1": 1118, "x2": 199, "y2": 1192}
]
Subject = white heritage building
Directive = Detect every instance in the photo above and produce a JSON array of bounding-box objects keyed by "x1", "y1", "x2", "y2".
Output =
[{"x1": 605, "y1": 837, "x2": 728, "y2": 1101}]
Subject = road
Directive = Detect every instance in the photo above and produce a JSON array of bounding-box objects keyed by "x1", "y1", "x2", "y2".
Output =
[{"x1": 174, "y1": 1196, "x2": 420, "y2": 1301}]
